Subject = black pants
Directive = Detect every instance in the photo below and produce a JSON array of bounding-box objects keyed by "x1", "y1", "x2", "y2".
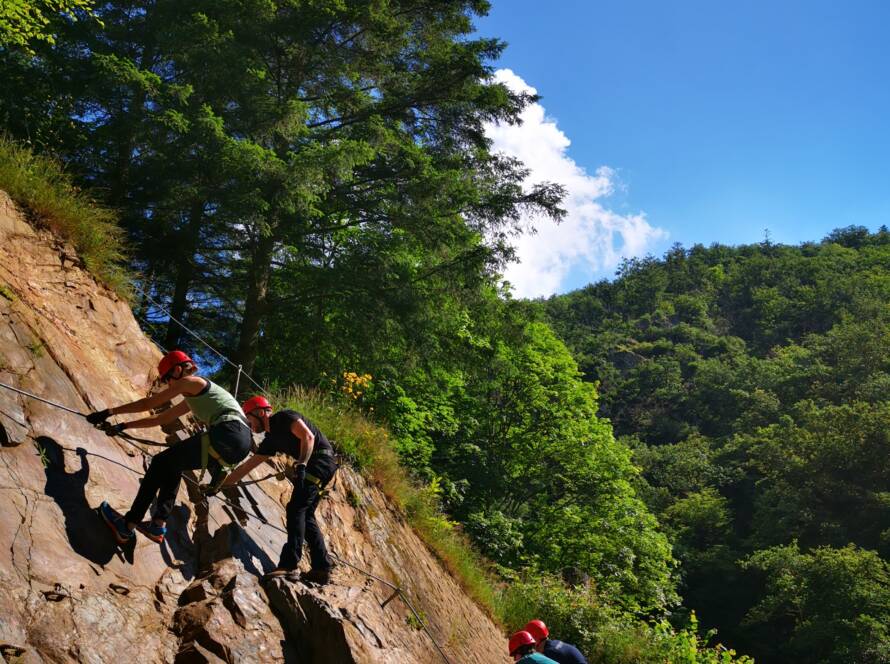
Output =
[
  {"x1": 124, "y1": 420, "x2": 250, "y2": 524},
  {"x1": 278, "y1": 456, "x2": 337, "y2": 571}
]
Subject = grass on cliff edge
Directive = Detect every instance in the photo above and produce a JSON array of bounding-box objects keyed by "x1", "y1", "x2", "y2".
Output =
[
  {"x1": 276, "y1": 386, "x2": 500, "y2": 620},
  {"x1": 0, "y1": 137, "x2": 130, "y2": 294}
]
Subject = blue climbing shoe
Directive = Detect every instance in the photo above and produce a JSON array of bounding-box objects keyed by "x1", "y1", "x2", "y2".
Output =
[
  {"x1": 99, "y1": 501, "x2": 135, "y2": 545},
  {"x1": 139, "y1": 521, "x2": 166, "y2": 544}
]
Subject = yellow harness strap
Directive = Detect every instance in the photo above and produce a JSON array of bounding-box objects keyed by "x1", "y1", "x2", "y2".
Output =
[
  {"x1": 302, "y1": 470, "x2": 332, "y2": 498},
  {"x1": 199, "y1": 432, "x2": 236, "y2": 490}
]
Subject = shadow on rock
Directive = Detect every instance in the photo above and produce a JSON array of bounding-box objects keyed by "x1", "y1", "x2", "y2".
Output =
[
  {"x1": 229, "y1": 521, "x2": 276, "y2": 578},
  {"x1": 220, "y1": 484, "x2": 250, "y2": 526},
  {"x1": 37, "y1": 436, "x2": 119, "y2": 566},
  {"x1": 199, "y1": 521, "x2": 276, "y2": 580},
  {"x1": 161, "y1": 503, "x2": 198, "y2": 581},
  {"x1": 183, "y1": 474, "x2": 275, "y2": 579}
]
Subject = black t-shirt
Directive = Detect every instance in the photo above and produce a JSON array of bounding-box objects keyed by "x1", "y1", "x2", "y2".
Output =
[
  {"x1": 256, "y1": 410, "x2": 332, "y2": 460},
  {"x1": 543, "y1": 640, "x2": 588, "y2": 664}
]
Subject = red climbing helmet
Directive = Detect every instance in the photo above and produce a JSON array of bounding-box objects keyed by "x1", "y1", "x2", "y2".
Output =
[
  {"x1": 241, "y1": 395, "x2": 272, "y2": 416},
  {"x1": 158, "y1": 350, "x2": 193, "y2": 381},
  {"x1": 524, "y1": 619, "x2": 549, "y2": 643},
  {"x1": 508, "y1": 631, "x2": 536, "y2": 656}
]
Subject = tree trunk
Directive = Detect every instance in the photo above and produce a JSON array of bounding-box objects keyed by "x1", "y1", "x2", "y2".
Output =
[
  {"x1": 164, "y1": 201, "x2": 204, "y2": 349},
  {"x1": 235, "y1": 231, "x2": 276, "y2": 378}
]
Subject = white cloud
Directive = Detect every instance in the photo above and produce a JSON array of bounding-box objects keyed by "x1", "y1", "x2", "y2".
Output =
[{"x1": 487, "y1": 68, "x2": 668, "y2": 298}]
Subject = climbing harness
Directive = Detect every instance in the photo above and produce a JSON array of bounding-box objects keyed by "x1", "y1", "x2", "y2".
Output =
[
  {"x1": 0, "y1": 379, "x2": 453, "y2": 664},
  {"x1": 198, "y1": 431, "x2": 236, "y2": 492}
]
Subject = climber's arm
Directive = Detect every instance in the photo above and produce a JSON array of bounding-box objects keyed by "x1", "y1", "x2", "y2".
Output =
[
  {"x1": 119, "y1": 400, "x2": 191, "y2": 430},
  {"x1": 292, "y1": 418, "x2": 315, "y2": 465},
  {"x1": 108, "y1": 375, "x2": 204, "y2": 416},
  {"x1": 222, "y1": 454, "x2": 272, "y2": 487}
]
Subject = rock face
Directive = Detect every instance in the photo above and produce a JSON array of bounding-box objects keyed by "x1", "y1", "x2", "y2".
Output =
[{"x1": 0, "y1": 191, "x2": 509, "y2": 663}]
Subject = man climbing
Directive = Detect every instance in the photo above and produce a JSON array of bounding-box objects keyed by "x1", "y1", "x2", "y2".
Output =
[
  {"x1": 508, "y1": 631, "x2": 558, "y2": 663},
  {"x1": 87, "y1": 350, "x2": 251, "y2": 545},
  {"x1": 222, "y1": 395, "x2": 338, "y2": 582},
  {"x1": 524, "y1": 620, "x2": 588, "y2": 664}
]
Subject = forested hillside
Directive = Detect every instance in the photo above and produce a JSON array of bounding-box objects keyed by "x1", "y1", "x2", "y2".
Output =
[
  {"x1": 0, "y1": 2, "x2": 760, "y2": 662},
  {"x1": 543, "y1": 229, "x2": 890, "y2": 663}
]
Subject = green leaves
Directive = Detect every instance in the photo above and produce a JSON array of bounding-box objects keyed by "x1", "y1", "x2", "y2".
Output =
[
  {"x1": 0, "y1": 0, "x2": 96, "y2": 51},
  {"x1": 743, "y1": 401, "x2": 890, "y2": 553},
  {"x1": 742, "y1": 543, "x2": 890, "y2": 663},
  {"x1": 544, "y1": 230, "x2": 890, "y2": 661},
  {"x1": 403, "y1": 312, "x2": 679, "y2": 612}
]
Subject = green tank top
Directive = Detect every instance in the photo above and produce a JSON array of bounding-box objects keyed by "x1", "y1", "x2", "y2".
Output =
[{"x1": 184, "y1": 379, "x2": 246, "y2": 427}]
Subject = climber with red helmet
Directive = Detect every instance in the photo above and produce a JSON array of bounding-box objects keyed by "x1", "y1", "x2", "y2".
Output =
[
  {"x1": 86, "y1": 350, "x2": 251, "y2": 545},
  {"x1": 222, "y1": 395, "x2": 338, "y2": 583},
  {"x1": 508, "y1": 631, "x2": 558, "y2": 663},
  {"x1": 524, "y1": 620, "x2": 588, "y2": 664}
]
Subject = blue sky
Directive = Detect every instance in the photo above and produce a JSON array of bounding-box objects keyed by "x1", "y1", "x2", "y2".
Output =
[{"x1": 476, "y1": 0, "x2": 890, "y2": 295}]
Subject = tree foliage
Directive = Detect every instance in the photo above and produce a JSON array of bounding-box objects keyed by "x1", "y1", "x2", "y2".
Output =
[
  {"x1": 0, "y1": 0, "x2": 681, "y2": 643},
  {"x1": 743, "y1": 543, "x2": 890, "y2": 663},
  {"x1": 544, "y1": 229, "x2": 890, "y2": 662},
  {"x1": 0, "y1": 0, "x2": 95, "y2": 50},
  {"x1": 2, "y1": 0, "x2": 565, "y2": 374}
]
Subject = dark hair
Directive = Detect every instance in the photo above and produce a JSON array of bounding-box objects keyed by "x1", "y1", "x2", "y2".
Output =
[{"x1": 515, "y1": 643, "x2": 535, "y2": 656}]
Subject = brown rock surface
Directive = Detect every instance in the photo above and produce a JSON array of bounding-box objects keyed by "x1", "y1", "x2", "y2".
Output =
[{"x1": 0, "y1": 191, "x2": 509, "y2": 663}]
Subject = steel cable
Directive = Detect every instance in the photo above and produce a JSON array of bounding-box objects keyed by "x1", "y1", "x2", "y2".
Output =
[{"x1": 0, "y1": 381, "x2": 453, "y2": 664}]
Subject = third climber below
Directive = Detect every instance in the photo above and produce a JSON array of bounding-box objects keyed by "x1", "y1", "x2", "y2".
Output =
[{"x1": 524, "y1": 620, "x2": 588, "y2": 664}]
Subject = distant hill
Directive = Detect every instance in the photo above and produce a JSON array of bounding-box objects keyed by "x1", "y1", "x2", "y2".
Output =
[{"x1": 543, "y1": 229, "x2": 890, "y2": 663}]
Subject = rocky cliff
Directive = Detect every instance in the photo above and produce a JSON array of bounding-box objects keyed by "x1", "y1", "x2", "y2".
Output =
[{"x1": 0, "y1": 191, "x2": 509, "y2": 664}]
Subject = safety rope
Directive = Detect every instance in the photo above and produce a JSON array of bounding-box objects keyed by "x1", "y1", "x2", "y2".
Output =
[
  {"x1": 0, "y1": 381, "x2": 86, "y2": 417},
  {"x1": 132, "y1": 285, "x2": 239, "y2": 371},
  {"x1": 0, "y1": 381, "x2": 453, "y2": 664},
  {"x1": 132, "y1": 285, "x2": 266, "y2": 396},
  {"x1": 134, "y1": 313, "x2": 170, "y2": 355}
]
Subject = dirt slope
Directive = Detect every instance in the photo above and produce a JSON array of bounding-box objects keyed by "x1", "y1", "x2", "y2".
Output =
[{"x1": 0, "y1": 191, "x2": 509, "y2": 664}]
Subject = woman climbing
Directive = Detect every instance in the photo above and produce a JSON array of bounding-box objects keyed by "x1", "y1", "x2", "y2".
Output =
[{"x1": 86, "y1": 350, "x2": 251, "y2": 545}]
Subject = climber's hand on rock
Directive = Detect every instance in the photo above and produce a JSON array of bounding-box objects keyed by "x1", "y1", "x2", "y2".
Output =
[{"x1": 86, "y1": 409, "x2": 111, "y2": 425}]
